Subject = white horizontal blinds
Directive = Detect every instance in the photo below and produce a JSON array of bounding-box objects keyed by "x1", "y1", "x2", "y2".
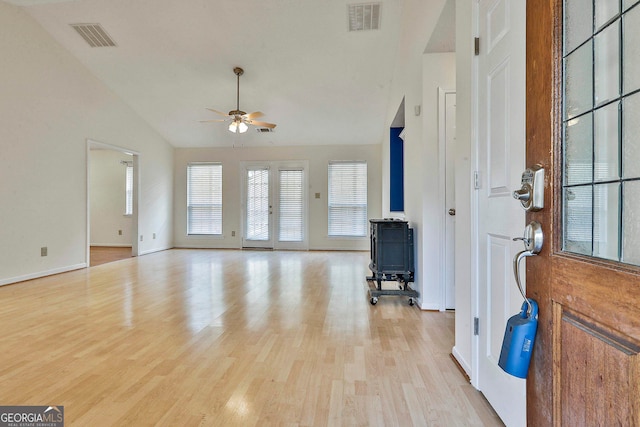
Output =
[
  {"x1": 187, "y1": 163, "x2": 222, "y2": 235},
  {"x1": 279, "y1": 169, "x2": 303, "y2": 242},
  {"x1": 125, "y1": 165, "x2": 133, "y2": 215},
  {"x1": 246, "y1": 169, "x2": 270, "y2": 240},
  {"x1": 328, "y1": 161, "x2": 368, "y2": 237}
]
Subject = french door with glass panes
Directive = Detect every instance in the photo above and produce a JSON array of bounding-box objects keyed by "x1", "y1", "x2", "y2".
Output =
[{"x1": 241, "y1": 161, "x2": 308, "y2": 250}]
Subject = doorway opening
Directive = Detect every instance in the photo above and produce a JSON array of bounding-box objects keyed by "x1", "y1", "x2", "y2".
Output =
[{"x1": 87, "y1": 140, "x2": 140, "y2": 266}]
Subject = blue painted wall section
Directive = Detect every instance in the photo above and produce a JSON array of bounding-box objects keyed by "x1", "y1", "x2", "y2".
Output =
[{"x1": 390, "y1": 127, "x2": 404, "y2": 212}]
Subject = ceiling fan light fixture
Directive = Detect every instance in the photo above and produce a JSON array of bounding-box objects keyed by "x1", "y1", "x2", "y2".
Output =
[{"x1": 228, "y1": 120, "x2": 248, "y2": 133}]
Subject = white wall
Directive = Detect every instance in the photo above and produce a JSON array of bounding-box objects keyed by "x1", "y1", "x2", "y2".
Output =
[
  {"x1": 89, "y1": 150, "x2": 133, "y2": 247},
  {"x1": 174, "y1": 144, "x2": 381, "y2": 250},
  {"x1": 382, "y1": 0, "x2": 449, "y2": 310},
  {"x1": 452, "y1": 0, "x2": 475, "y2": 378},
  {"x1": 0, "y1": 2, "x2": 174, "y2": 285},
  {"x1": 380, "y1": 0, "x2": 475, "y2": 377}
]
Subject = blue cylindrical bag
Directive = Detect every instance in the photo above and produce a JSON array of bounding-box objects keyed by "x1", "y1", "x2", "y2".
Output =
[{"x1": 498, "y1": 299, "x2": 538, "y2": 378}]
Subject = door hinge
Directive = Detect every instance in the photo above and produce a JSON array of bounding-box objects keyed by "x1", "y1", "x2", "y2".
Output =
[
  {"x1": 474, "y1": 317, "x2": 479, "y2": 335},
  {"x1": 474, "y1": 171, "x2": 481, "y2": 190},
  {"x1": 474, "y1": 37, "x2": 480, "y2": 56}
]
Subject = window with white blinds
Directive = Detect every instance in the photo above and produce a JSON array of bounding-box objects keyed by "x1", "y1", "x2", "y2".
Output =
[
  {"x1": 246, "y1": 169, "x2": 270, "y2": 240},
  {"x1": 187, "y1": 163, "x2": 222, "y2": 235},
  {"x1": 328, "y1": 161, "x2": 368, "y2": 237},
  {"x1": 125, "y1": 165, "x2": 133, "y2": 216},
  {"x1": 279, "y1": 169, "x2": 304, "y2": 242}
]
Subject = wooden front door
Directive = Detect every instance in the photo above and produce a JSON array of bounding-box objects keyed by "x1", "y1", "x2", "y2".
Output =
[{"x1": 527, "y1": 1, "x2": 640, "y2": 425}]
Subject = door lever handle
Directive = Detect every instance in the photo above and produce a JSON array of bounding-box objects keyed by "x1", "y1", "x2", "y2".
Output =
[
  {"x1": 513, "y1": 250, "x2": 535, "y2": 315},
  {"x1": 511, "y1": 221, "x2": 544, "y2": 315}
]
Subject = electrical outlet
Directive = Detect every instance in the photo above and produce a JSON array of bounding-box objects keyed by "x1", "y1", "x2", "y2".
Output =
[
  {"x1": 41, "y1": 247, "x2": 47, "y2": 257},
  {"x1": 140, "y1": 235, "x2": 143, "y2": 242},
  {"x1": 231, "y1": 231, "x2": 236, "y2": 237},
  {"x1": 153, "y1": 233, "x2": 156, "y2": 239},
  {"x1": 118, "y1": 230, "x2": 122, "y2": 236},
  {"x1": 315, "y1": 192, "x2": 321, "y2": 199}
]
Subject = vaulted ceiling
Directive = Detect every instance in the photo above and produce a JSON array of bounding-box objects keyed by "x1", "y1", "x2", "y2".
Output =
[{"x1": 5, "y1": 0, "x2": 453, "y2": 147}]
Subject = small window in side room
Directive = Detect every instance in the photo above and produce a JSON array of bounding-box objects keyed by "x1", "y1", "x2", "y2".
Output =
[{"x1": 124, "y1": 164, "x2": 133, "y2": 216}]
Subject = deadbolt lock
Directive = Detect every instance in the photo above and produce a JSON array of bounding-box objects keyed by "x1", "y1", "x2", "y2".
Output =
[{"x1": 513, "y1": 165, "x2": 544, "y2": 211}]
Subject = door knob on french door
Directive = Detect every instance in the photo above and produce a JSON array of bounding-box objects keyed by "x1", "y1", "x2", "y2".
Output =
[{"x1": 448, "y1": 208, "x2": 456, "y2": 216}]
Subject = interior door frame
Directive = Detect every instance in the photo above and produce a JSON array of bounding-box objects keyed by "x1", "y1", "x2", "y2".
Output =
[{"x1": 86, "y1": 139, "x2": 140, "y2": 264}]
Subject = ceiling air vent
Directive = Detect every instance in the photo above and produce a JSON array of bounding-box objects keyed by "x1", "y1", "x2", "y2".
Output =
[
  {"x1": 70, "y1": 23, "x2": 117, "y2": 47},
  {"x1": 348, "y1": 3, "x2": 381, "y2": 32},
  {"x1": 256, "y1": 128, "x2": 274, "y2": 133}
]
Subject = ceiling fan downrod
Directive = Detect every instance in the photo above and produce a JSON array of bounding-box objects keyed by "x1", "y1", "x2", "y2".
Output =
[{"x1": 230, "y1": 67, "x2": 245, "y2": 116}]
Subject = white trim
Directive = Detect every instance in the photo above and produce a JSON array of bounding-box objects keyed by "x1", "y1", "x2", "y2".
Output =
[
  {"x1": 173, "y1": 244, "x2": 233, "y2": 249},
  {"x1": 419, "y1": 301, "x2": 440, "y2": 311},
  {"x1": 470, "y1": 0, "x2": 481, "y2": 390},
  {"x1": 138, "y1": 247, "x2": 171, "y2": 256},
  {"x1": 452, "y1": 345, "x2": 472, "y2": 378},
  {"x1": 87, "y1": 140, "x2": 140, "y2": 155},
  {"x1": 0, "y1": 263, "x2": 86, "y2": 287}
]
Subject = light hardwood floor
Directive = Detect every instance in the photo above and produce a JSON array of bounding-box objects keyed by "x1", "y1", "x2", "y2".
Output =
[
  {"x1": 90, "y1": 246, "x2": 133, "y2": 267},
  {"x1": 0, "y1": 249, "x2": 502, "y2": 426}
]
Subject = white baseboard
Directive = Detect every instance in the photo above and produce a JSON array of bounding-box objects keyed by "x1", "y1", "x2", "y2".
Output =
[
  {"x1": 0, "y1": 263, "x2": 87, "y2": 287},
  {"x1": 419, "y1": 300, "x2": 440, "y2": 310},
  {"x1": 138, "y1": 246, "x2": 171, "y2": 256},
  {"x1": 452, "y1": 346, "x2": 472, "y2": 379}
]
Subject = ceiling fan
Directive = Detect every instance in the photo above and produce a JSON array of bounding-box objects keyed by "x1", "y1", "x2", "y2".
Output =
[{"x1": 201, "y1": 67, "x2": 277, "y2": 133}]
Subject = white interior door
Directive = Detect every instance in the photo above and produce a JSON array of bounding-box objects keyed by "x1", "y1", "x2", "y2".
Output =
[
  {"x1": 243, "y1": 165, "x2": 273, "y2": 248},
  {"x1": 475, "y1": 0, "x2": 527, "y2": 426},
  {"x1": 444, "y1": 91, "x2": 457, "y2": 310}
]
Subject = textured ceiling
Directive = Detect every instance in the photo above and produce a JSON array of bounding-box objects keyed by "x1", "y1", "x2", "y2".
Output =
[{"x1": 6, "y1": 0, "x2": 453, "y2": 148}]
